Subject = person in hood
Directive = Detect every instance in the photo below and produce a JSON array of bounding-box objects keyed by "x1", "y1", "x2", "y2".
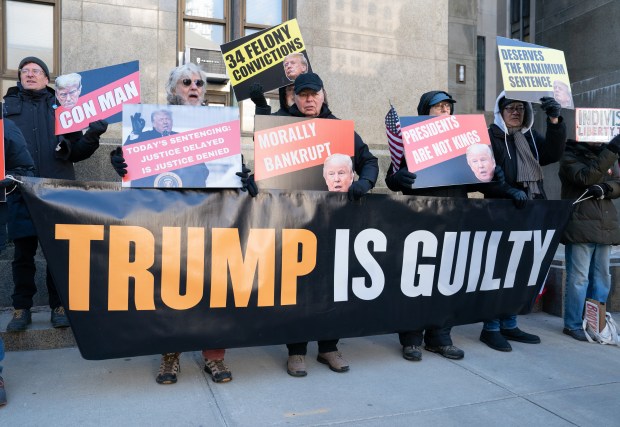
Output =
[
  {"x1": 479, "y1": 91, "x2": 566, "y2": 352},
  {"x1": 3, "y1": 56, "x2": 108, "y2": 332},
  {"x1": 559, "y1": 135, "x2": 620, "y2": 341}
]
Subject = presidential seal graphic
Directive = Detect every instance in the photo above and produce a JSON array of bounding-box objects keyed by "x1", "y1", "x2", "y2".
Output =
[{"x1": 154, "y1": 172, "x2": 182, "y2": 187}]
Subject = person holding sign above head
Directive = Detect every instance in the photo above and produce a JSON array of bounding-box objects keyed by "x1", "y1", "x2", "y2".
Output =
[
  {"x1": 55, "y1": 73, "x2": 82, "y2": 109},
  {"x1": 3, "y1": 56, "x2": 107, "y2": 333},
  {"x1": 110, "y1": 62, "x2": 254, "y2": 384},
  {"x1": 479, "y1": 91, "x2": 567, "y2": 352}
]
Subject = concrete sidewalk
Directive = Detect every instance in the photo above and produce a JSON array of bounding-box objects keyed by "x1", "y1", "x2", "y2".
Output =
[{"x1": 1, "y1": 311, "x2": 619, "y2": 426}]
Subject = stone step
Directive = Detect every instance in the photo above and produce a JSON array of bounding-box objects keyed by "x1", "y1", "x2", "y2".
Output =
[{"x1": 1, "y1": 307, "x2": 76, "y2": 352}]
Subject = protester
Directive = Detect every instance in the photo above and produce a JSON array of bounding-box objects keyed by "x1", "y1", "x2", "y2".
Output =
[
  {"x1": 55, "y1": 73, "x2": 82, "y2": 109},
  {"x1": 466, "y1": 143, "x2": 496, "y2": 182},
  {"x1": 559, "y1": 135, "x2": 620, "y2": 341},
  {"x1": 110, "y1": 62, "x2": 256, "y2": 385},
  {"x1": 3, "y1": 56, "x2": 107, "y2": 332},
  {"x1": 0, "y1": 118, "x2": 36, "y2": 408},
  {"x1": 323, "y1": 153, "x2": 355, "y2": 192},
  {"x1": 480, "y1": 91, "x2": 567, "y2": 351}
]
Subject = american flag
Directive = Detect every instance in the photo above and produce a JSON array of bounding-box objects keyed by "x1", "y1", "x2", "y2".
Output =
[{"x1": 385, "y1": 104, "x2": 404, "y2": 172}]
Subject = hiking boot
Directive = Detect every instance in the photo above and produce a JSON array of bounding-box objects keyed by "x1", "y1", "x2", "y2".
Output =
[
  {"x1": 6, "y1": 309, "x2": 31, "y2": 332},
  {"x1": 563, "y1": 327, "x2": 588, "y2": 342},
  {"x1": 402, "y1": 345, "x2": 422, "y2": 361},
  {"x1": 156, "y1": 353, "x2": 180, "y2": 384},
  {"x1": 425, "y1": 344, "x2": 465, "y2": 360},
  {"x1": 480, "y1": 330, "x2": 512, "y2": 352},
  {"x1": 0, "y1": 376, "x2": 6, "y2": 406},
  {"x1": 317, "y1": 351, "x2": 349, "y2": 373},
  {"x1": 204, "y1": 359, "x2": 232, "y2": 383},
  {"x1": 500, "y1": 327, "x2": 540, "y2": 344},
  {"x1": 286, "y1": 355, "x2": 307, "y2": 377},
  {"x1": 51, "y1": 306, "x2": 70, "y2": 328}
]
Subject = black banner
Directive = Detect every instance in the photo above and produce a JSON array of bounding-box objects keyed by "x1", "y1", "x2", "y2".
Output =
[{"x1": 20, "y1": 178, "x2": 572, "y2": 360}]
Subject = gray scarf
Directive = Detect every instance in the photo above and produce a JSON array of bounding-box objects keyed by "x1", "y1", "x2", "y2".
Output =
[{"x1": 513, "y1": 130, "x2": 543, "y2": 198}]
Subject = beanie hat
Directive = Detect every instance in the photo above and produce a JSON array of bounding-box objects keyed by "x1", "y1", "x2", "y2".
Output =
[
  {"x1": 18, "y1": 56, "x2": 50, "y2": 79},
  {"x1": 498, "y1": 96, "x2": 524, "y2": 111}
]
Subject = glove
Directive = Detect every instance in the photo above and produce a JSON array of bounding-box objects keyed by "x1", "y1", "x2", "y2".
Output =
[
  {"x1": 390, "y1": 168, "x2": 417, "y2": 191},
  {"x1": 582, "y1": 183, "x2": 611, "y2": 200},
  {"x1": 87, "y1": 120, "x2": 108, "y2": 136},
  {"x1": 249, "y1": 83, "x2": 268, "y2": 107},
  {"x1": 491, "y1": 166, "x2": 505, "y2": 184},
  {"x1": 236, "y1": 163, "x2": 258, "y2": 197},
  {"x1": 606, "y1": 134, "x2": 620, "y2": 154},
  {"x1": 110, "y1": 147, "x2": 128, "y2": 177},
  {"x1": 130, "y1": 113, "x2": 145, "y2": 135},
  {"x1": 540, "y1": 96, "x2": 561, "y2": 118},
  {"x1": 0, "y1": 177, "x2": 14, "y2": 189},
  {"x1": 347, "y1": 178, "x2": 373, "y2": 201},
  {"x1": 506, "y1": 187, "x2": 528, "y2": 209}
]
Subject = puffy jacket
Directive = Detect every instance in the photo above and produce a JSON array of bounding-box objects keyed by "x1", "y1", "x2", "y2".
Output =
[
  {"x1": 488, "y1": 91, "x2": 566, "y2": 199},
  {"x1": 559, "y1": 139, "x2": 620, "y2": 244},
  {"x1": 3, "y1": 83, "x2": 102, "y2": 179}
]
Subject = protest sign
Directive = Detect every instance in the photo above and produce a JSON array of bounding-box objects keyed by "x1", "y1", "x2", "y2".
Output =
[
  {"x1": 122, "y1": 104, "x2": 242, "y2": 188},
  {"x1": 401, "y1": 115, "x2": 494, "y2": 188},
  {"x1": 254, "y1": 115, "x2": 355, "y2": 190},
  {"x1": 497, "y1": 36, "x2": 573, "y2": 108},
  {"x1": 20, "y1": 177, "x2": 573, "y2": 359},
  {"x1": 575, "y1": 108, "x2": 620, "y2": 143},
  {"x1": 221, "y1": 19, "x2": 310, "y2": 101},
  {"x1": 0, "y1": 111, "x2": 4, "y2": 202},
  {"x1": 55, "y1": 61, "x2": 140, "y2": 135}
]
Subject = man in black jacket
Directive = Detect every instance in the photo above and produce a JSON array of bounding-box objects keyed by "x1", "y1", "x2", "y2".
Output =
[{"x1": 3, "y1": 56, "x2": 107, "y2": 331}]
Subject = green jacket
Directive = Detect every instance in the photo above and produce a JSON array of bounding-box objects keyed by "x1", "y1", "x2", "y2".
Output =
[{"x1": 559, "y1": 139, "x2": 620, "y2": 244}]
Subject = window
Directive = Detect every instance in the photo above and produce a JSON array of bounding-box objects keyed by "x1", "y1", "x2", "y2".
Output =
[
  {"x1": 1, "y1": 0, "x2": 60, "y2": 91},
  {"x1": 510, "y1": 0, "x2": 531, "y2": 42},
  {"x1": 476, "y1": 36, "x2": 485, "y2": 111}
]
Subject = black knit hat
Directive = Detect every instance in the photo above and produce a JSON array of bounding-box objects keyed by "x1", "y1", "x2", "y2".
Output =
[
  {"x1": 499, "y1": 96, "x2": 524, "y2": 111},
  {"x1": 18, "y1": 56, "x2": 50, "y2": 79}
]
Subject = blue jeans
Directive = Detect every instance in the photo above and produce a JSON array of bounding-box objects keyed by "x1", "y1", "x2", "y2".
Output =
[
  {"x1": 483, "y1": 315, "x2": 517, "y2": 332},
  {"x1": 564, "y1": 243, "x2": 611, "y2": 331}
]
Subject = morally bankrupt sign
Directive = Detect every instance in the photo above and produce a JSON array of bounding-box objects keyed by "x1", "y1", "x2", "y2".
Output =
[
  {"x1": 497, "y1": 37, "x2": 573, "y2": 108},
  {"x1": 575, "y1": 108, "x2": 620, "y2": 143},
  {"x1": 55, "y1": 61, "x2": 141, "y2": 134},
  {"x1": 20, "y1": 178, "x2": 573, "y2": 360}
]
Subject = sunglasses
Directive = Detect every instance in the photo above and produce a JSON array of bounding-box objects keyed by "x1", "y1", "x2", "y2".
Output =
[{"x1": 182, "y1": 79, "x2": 205, "y2": 87}]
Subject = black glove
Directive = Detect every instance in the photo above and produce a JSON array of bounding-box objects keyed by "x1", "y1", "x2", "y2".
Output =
[
  {"x1": 540, "y1": 96, "x2": 561, "y2": 118},
  {"x1": 606, "y1": 134, "x2": 620, "y2": 154},
  {"x1": 582, "y1": 183, "x2": 611, "y2": 200},
  {"x1": 347, "y1": 178, "x2": 373, "y2": 201},
  {"x1": 55, "y1": 139, "x2": 69, "y2": 156},
  {"x1": 390, "y1": 168, "x2": 417, "y2": 191},
  {"x1": 130, "y1": 113, "x2": 145, "y2": 135},
  {"x1": 110, "y1": 147, "x2": 128, "y2": 177},
  {"x1": 236, "y1": 163, "x2": 258, "y2": 197},
  {"x1": 0, "y1": 177, "x2": 14, "y2": 189},
  {"x1": 506, "y1": 187, "x2": 528, "y2": 209},
  {"x1": 491, "y1": 166, "x2": 505, "y2": 184},
  {"x1": 249, "y1": 83, "x2": 268, "y2": 108},
  {"x1": 88, "y1": 120, "x2": 108, "y2": 136}
]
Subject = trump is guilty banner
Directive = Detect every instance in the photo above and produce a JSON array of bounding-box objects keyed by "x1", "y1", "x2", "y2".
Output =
[{"x1": 20, "y1": 177, "x2": 572, "y2": 360}]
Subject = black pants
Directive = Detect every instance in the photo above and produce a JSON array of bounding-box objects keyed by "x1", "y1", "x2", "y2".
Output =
[
  {"x1": 11, "y1": 236, "x2": 61, "y2": 309},
  {"x1": 398, "y1": 327, "x2": 453, "y2": 347},
  {"x1": 287, "y1": 340, "x2": 339, "y2": 356}
]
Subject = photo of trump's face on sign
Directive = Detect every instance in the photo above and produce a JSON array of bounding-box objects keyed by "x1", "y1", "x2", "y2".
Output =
[
  {"x1": 466, "y1": 143, "x2": 496, "y2": 182},
  {"x1": 323, "y1": 153, "x2": 354, "y2": 192}
]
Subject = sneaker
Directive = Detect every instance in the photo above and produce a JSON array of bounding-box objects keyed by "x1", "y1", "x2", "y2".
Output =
[
  {"x1": 480, "y1": 330, "x2": 512, "y2": 352},
  {"x1": 156, "y1": 353, "x2": 180, "y2": 384},
  {"x1": 0, "y1": 376, "x2": 6, "y2": 406},
  {"x1": 563, "y1": 327, "x2": 588, "y2": 342},
  {"x1": 6, "y1": 309, "x2": 31, "y2": 332},
  {"x1": 500, "y1": 327, "x2": 540, "y2": 344},
  {"x1": 317, "y1": 351, "x2": 349, "y2": 373},
  {"x1": 286, "y1": 355, "x2": 307, "y2": 377},
  {"x1": 204, "y1": 359, "x2": 232, "y2": 383},
  {"x1": 425, "y1": 344, "x2": 465, "y2": 360},
  {"x1": 51, "y1": 306, "x2": 70, "y2": 328},
  {"x1": 402, "y1": 345, "x2": 422, "y2": 361}
]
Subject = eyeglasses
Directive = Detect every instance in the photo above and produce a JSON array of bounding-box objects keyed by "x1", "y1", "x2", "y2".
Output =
[
  {"x1": 432, "y1": 101, "x2": 452, "y2": 110},
  {"x1": 504, "y1": 106, "x2": 525, "y2": 114},
  {"x1": 182, "y1": 79, "x2": 205, "y2": 87},
  {"x1": 57, "y1": 89, "x2": 79, "y2": 100},
  {"x1": 19, "y1": 68, "x2": 45, "y2": 76}
]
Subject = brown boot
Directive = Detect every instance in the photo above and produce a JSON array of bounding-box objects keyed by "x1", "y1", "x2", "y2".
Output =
[
  {"x1": 286, "y1": 355, "x2": 307, "y2": 377},
  {"x1": 317, "y1": 351, "x2": 349, "y2": 373}
]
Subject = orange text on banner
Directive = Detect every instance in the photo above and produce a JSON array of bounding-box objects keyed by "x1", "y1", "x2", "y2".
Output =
[{"x1": 253, "y1": 118, "x2": 355, "y2": 180}]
